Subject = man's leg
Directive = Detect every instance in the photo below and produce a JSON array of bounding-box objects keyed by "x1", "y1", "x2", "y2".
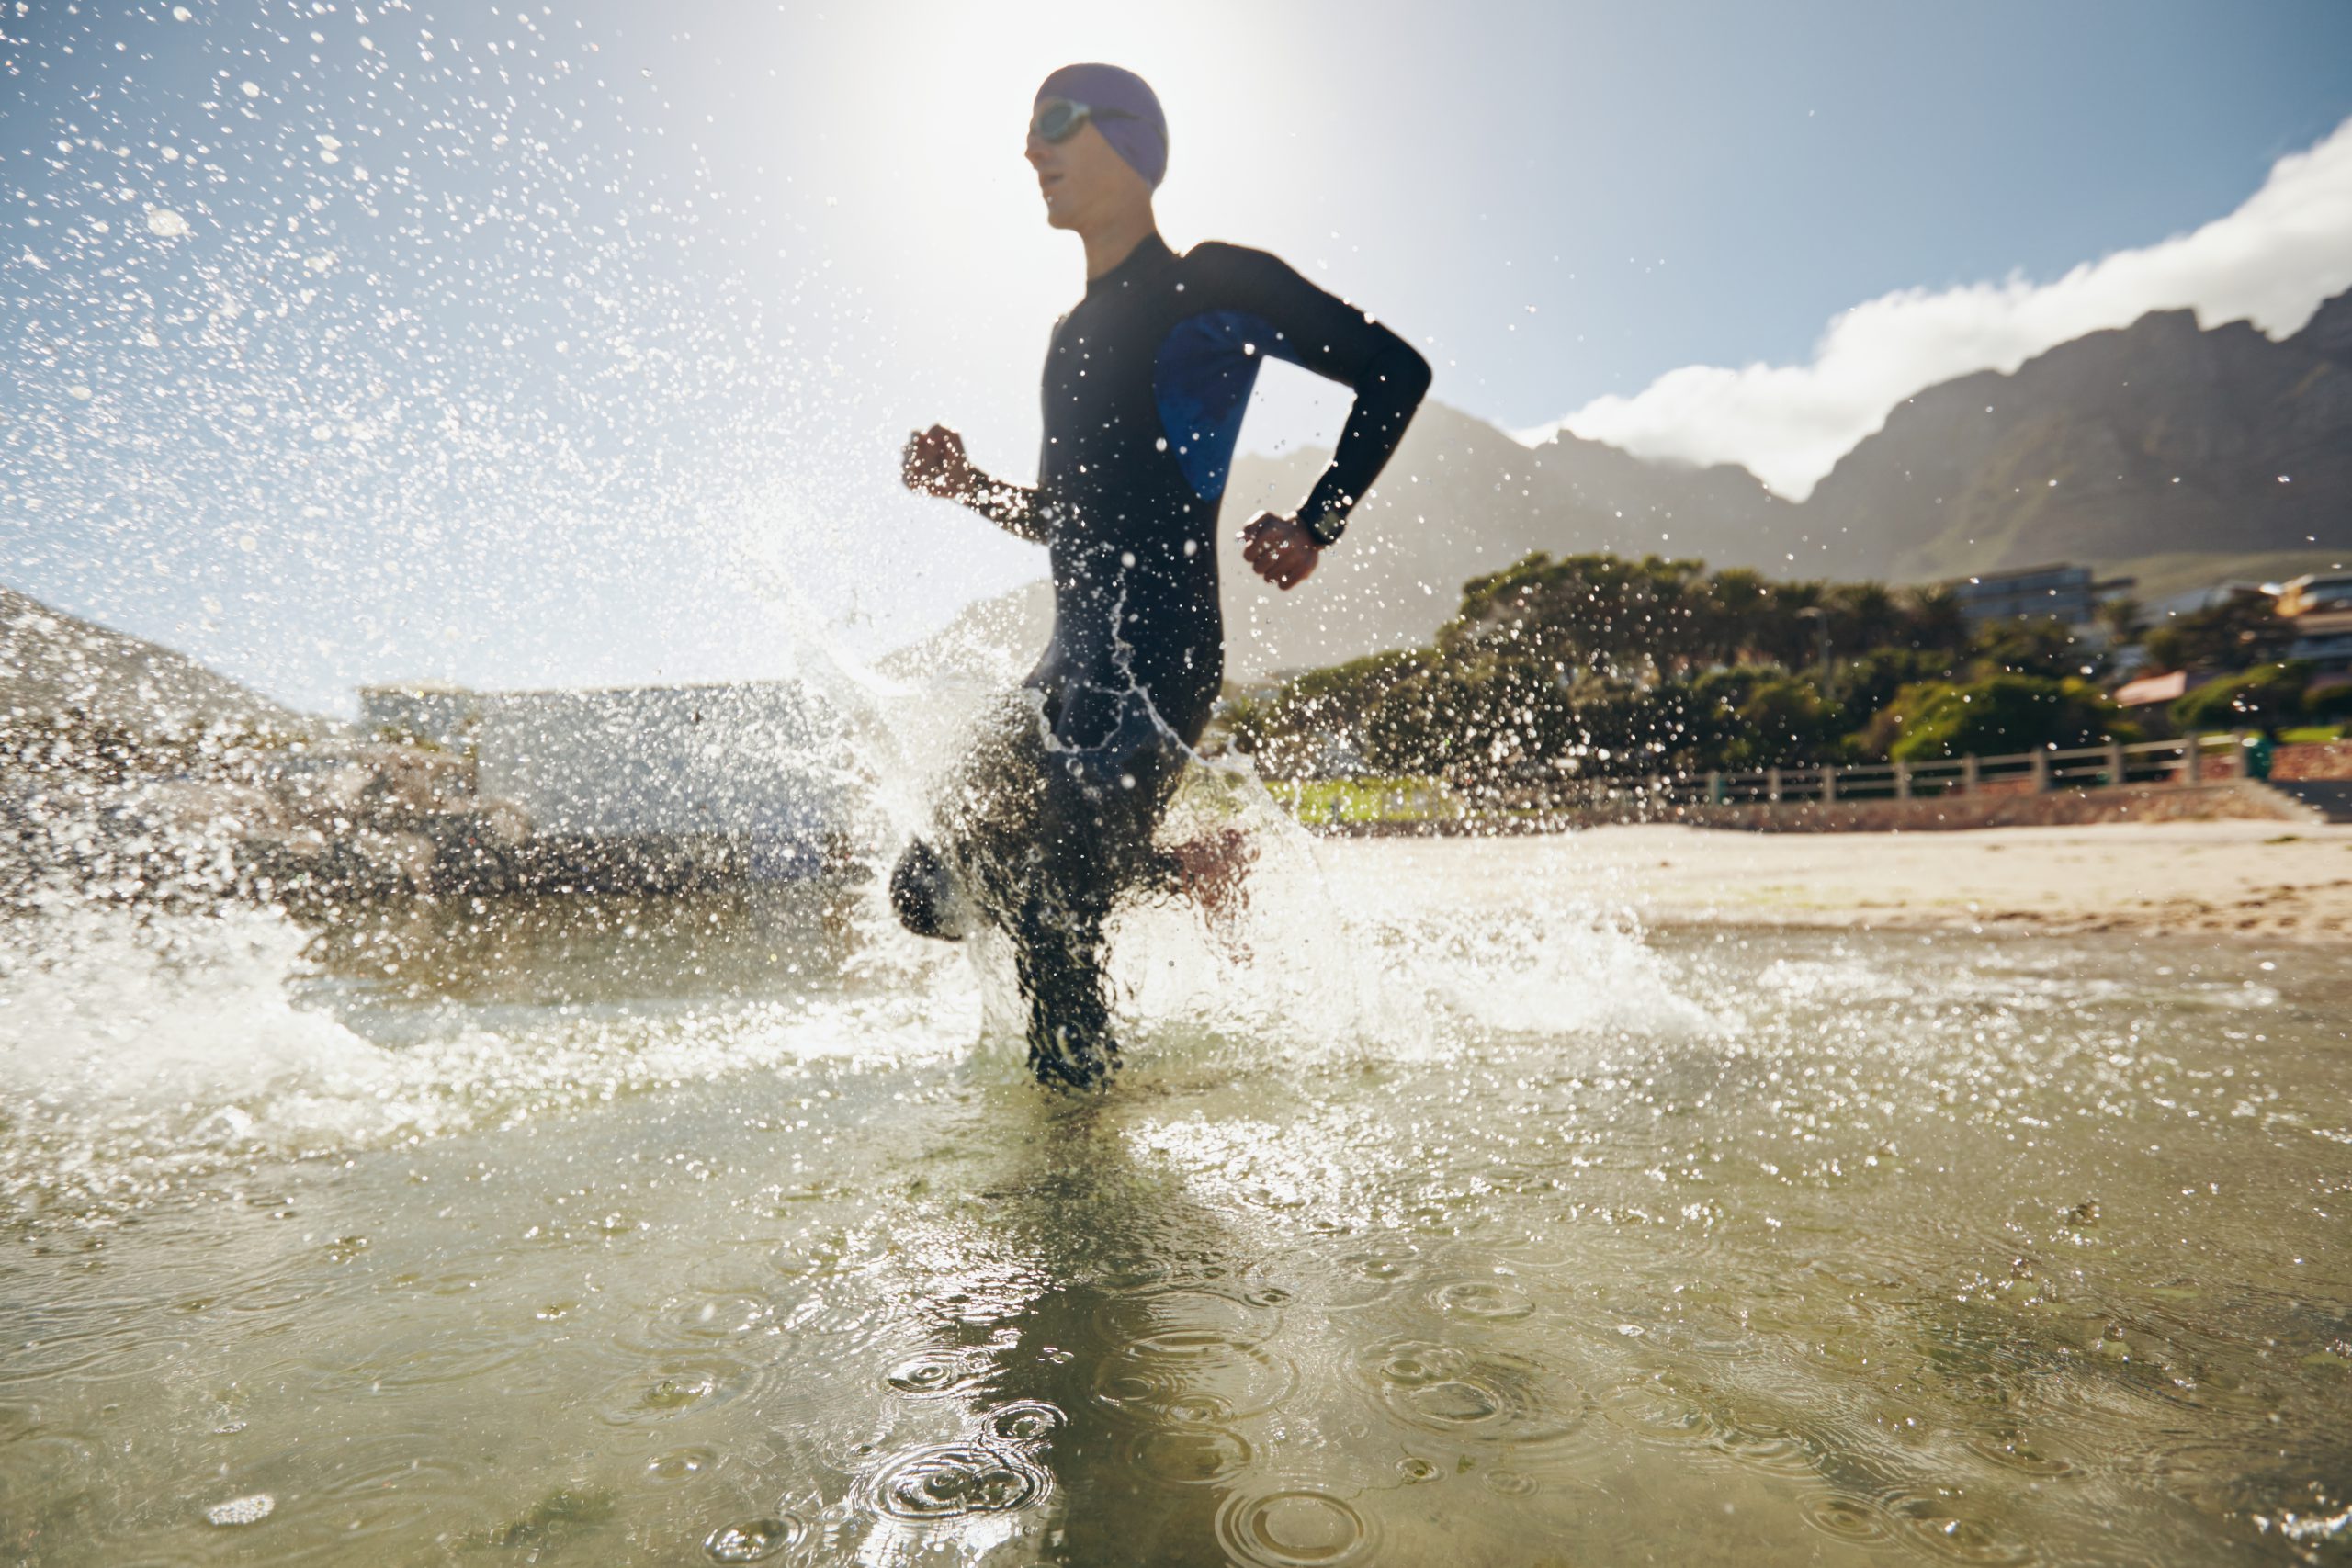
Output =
[
  {"x1": 1011, "y1": 888, "x2": 1116, "y2": 1089},
  {"x1": 1004, "y1": 691, "x2": 1197, "y2": 1088}
]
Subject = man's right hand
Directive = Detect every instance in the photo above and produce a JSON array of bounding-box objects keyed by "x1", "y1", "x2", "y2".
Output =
[{"x1": 902, "y1": 423, "x2": 978, "y2": 502}]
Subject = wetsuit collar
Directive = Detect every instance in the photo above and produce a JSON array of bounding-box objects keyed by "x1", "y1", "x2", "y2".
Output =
[{"x1": 1085, "y1": 231, "x2": 1172, "y2": 295}]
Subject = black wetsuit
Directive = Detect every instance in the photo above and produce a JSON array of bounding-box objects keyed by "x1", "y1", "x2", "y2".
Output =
[{"x1": 893, "y1": 233, "x2": 1430, "y2": 1085}]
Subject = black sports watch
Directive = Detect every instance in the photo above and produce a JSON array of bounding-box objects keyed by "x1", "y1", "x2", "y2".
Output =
[{"x1": 1299, "y1": 497, "x2": 1350, "y2": 548}]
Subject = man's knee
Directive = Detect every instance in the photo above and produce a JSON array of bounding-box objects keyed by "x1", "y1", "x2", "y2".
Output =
[{"x1": 889, "y1": 839, "x2": 969, "y2": 941}]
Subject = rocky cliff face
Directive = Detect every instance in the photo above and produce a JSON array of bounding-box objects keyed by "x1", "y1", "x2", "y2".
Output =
[{"x1": 1800, "y1": 299, "x2": 2352, "y2": 580}]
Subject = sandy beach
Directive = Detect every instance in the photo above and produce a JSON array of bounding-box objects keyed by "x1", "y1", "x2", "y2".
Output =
[{"x1": 1325, "y1": 819, "x2": 2352, "y2": 945}]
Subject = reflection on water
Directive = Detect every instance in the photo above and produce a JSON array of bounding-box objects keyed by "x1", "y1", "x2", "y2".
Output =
[{"x1": 2, "y1": 859, "x2": 2349, "y2": 1564}]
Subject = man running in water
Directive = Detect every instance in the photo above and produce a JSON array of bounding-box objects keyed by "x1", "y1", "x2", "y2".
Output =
[{"x1": 894, "y1": 62, "x2": 1430, "y2": 1088}]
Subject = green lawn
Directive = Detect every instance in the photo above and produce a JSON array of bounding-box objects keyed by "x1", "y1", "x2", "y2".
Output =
[{"x1": 1267, "y1": 775, "x2": 1461, "y2": 826}]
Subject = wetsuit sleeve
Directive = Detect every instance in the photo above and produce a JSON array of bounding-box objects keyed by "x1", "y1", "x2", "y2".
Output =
[
  {"x1": 1196, "y1": 243, "x2": 1432, "y2": 546},
  {"x1": 961, "y1": 472, "x2": 1046, "y2": 544}
]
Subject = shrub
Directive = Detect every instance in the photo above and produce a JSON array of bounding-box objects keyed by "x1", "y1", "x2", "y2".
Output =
[
  {"x1": 1879, "y1": 674, "x2": 2133, "y2": 761},
  {"x1": 2170, "y1": 662, "x2": 2313, "y2": 736}
]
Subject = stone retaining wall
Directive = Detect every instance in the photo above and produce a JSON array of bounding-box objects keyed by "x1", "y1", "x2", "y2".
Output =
[{"x1": 2277, "y1": 741, "x2": 2352, "y2": 781}]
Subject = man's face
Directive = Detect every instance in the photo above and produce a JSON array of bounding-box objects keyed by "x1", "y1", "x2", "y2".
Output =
[{"x1": 1024, "y1": 112, "x2": 1146, "y2": 232}]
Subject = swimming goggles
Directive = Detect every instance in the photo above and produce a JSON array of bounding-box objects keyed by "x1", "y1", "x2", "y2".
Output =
[{"x1": 1031, "y1": 96, "x2": 1138, "y2": 143}]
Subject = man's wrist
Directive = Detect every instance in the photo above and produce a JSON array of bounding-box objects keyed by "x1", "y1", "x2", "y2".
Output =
[{"x1": 1298, "y1": 500, "x2": 1348, "y2": 548}]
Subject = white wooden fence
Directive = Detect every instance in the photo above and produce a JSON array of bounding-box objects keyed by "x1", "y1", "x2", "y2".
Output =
[{"x1": 1552, "y1": 732, "x2": 2253, "y2": 809}]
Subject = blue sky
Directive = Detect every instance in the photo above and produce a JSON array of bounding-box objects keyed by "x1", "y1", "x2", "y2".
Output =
[{"x1": 4, "y1": 0, "x2": 2349, "y2": 711}]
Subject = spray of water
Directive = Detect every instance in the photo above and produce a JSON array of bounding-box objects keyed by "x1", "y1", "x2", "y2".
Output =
[{"x1": 0, "y1": 2, "x2": 1708, "y2": 1219}]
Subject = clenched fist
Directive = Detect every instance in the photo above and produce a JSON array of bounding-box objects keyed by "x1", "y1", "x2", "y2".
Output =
[
  {"x1": 1239, "y1": 511, "x2": 1321, "y2": 591},
  {"x1": 901, "y1": 423, "x2": 978, "y2": 501}
]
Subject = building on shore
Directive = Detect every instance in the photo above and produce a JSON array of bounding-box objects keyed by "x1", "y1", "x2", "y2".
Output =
[
  {"x1": 2278, "y1": 573, "x2": 2352, "y2": 680},
  {"x1": 1945, "y1": 563, "x2": 2135, "y2": 628},
  {"x1": 357, "y1": 679, "x2": 850, "y2": 881}
]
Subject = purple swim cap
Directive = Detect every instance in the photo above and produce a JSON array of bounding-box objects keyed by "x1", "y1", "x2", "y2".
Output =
[{"x1": 1036, "y1": 63, "x2": 1167, "y2": 189}]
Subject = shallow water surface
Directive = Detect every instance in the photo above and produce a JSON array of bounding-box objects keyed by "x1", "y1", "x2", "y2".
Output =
[{"x1": 2, "y1": 852, "x2": 2348, "y2": 1565}]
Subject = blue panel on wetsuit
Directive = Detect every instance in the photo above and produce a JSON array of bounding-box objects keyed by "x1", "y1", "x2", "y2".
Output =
[{"x1": 1150, "y1": 309, "x2": 1301, "y2": 500}]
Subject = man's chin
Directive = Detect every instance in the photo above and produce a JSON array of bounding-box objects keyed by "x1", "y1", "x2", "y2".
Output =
[{"x1": 1043, "y1": 204, "x2": 1076, "y2": 231}]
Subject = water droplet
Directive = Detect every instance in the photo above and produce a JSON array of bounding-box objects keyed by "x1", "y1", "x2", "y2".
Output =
[{"x1": 647, "y1": 1445, "x2": 718, "y2": 1483}]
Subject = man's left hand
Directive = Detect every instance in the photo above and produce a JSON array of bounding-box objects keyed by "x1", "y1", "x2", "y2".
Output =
[{"x1": 1240, "y1": 512, "x2": 1320, "y2": 591}]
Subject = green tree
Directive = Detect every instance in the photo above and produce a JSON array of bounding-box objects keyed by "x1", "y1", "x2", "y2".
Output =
[
  {"x1": 2311, "y1": 682, "x2": 2352, "y2": 726},
  {"x1": 1444, "y1": 551, "x2": 1714, "y2": 676},
  {"x1": 1227, "y1": 649, "x2": 1432, "y2": 777},
  {"x1": 1823, "y1": 581, "x2": 1904, "y2": 660},
  {"x1": 2094, "y1": 595, "x2": 2144, "y2": 648},
  {"x1": 1875, "y1": 674, "x2": 2134, "y2": 761},
  {"x1": 1971, "y1": 617, "x2": 2095, "y2": 681},
  {"x1": 2142, "y1": 591, "x2": 2293, "y2": 672},
  {"x1": 1706, "y1": 567, "x2": 1775, "y2": 663},
  {"x1": 2169, "y1": 662, "x2": 2313, "y2": 738},
  {"x1": 1897, "y1": 585, "x2": 1972, "y2": 654},
  {"x1": 1829, "y1": 647, "x2": 1963, "y2": 740}
]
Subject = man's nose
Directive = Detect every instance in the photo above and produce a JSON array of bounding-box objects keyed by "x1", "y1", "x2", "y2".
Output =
[{"x1": 1023, "y1": 132, "x2": 1047, "y2": 166}]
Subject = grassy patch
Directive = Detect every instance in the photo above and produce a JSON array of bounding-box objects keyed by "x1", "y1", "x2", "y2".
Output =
[{"x1": 1267, "y1": 775, "x2": 1461, "y2": 826}]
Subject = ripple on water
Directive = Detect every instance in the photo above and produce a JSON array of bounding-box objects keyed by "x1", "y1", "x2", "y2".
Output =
[
  {"x1": 702, "y1": 1513, "x2": 804, "y2": 1562},
  {"x1": 1600, "y1": 1373, "x2": 1725, "y2": 1447},
  {"x1": 1879, "y1": 1490, "x2": 2038, "y2": 1566},
  {"x1": 1707, "y1": 1409, "x2": 1831, "y2": 1479},
  {"x1": 978, "y1": 1400, "x2": 1065, "y2": 1449},
  {"x1": 45, "y1": 1332, "x2": 202, "y2": 1392},
  {"x1": 864, "y1": 1442, "x2": 1048, "y2": 1520},
  {"x1": 311, "y1": 1329, "x2": 536, "y2": 1394},
  {"x1": 1355, "y1": 1339, "x2": 1591, "y2": 1447},
  {"x1": 1215, "y1": 1487, "x2": 1375, "y2": 1568},
  {"x1": 771, "y1": 1287, "x2": 892, "y2": 1354},
  {"x1": 284, "y1": 1432, "x2": 470, "y2": 1539},
  {"x1": 1095, "y1": 1285, "x2": 1284, "y2": 1350},
  {"x1": 1130, "y1": 1425, "x2": 1253, "y2": 1486},
  {"x1": 1091, "y1": 1251, "x2": 1177, "y2": 1293},
  {"x1": 882, "y1": 1346, "x2": 997, "y2": 1401},
  {"x1": 1092, "y1": 1337, "x2": 1297, "y2": 1426},
  {"x1": 596, "y1": 1359, "x2": 747, "y2": 1426},
  {"x1": 1798, "y1": 1491, "x2": 1897, "y2": 1548},
  {"x1": 1324, "y1": 1241, "x2": 1426, "y2": 1308},
  {"x1": 1425, "y1": 1277, "x2": 1536, "y2": 1325},
  {"x1": 615, "y1": 1292, "x2": 778, "y2": 1355},
  {"x1": 1961, "y1": 1431, "x2": 2078, "y2": 1479}
]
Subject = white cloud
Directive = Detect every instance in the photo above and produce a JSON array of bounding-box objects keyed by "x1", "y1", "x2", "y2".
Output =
[{"x1": 1521, "y1": 116, "x2": 2352, "y2": 501}]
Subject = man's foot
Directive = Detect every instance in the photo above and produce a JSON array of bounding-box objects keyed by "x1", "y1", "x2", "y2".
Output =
[
  {"x1": 1029, "y1": 1022, "x2": 1119, "y2": 1090},
  {"x1": 889, "y1": 839, "x2": 972, "y2": 941}
]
